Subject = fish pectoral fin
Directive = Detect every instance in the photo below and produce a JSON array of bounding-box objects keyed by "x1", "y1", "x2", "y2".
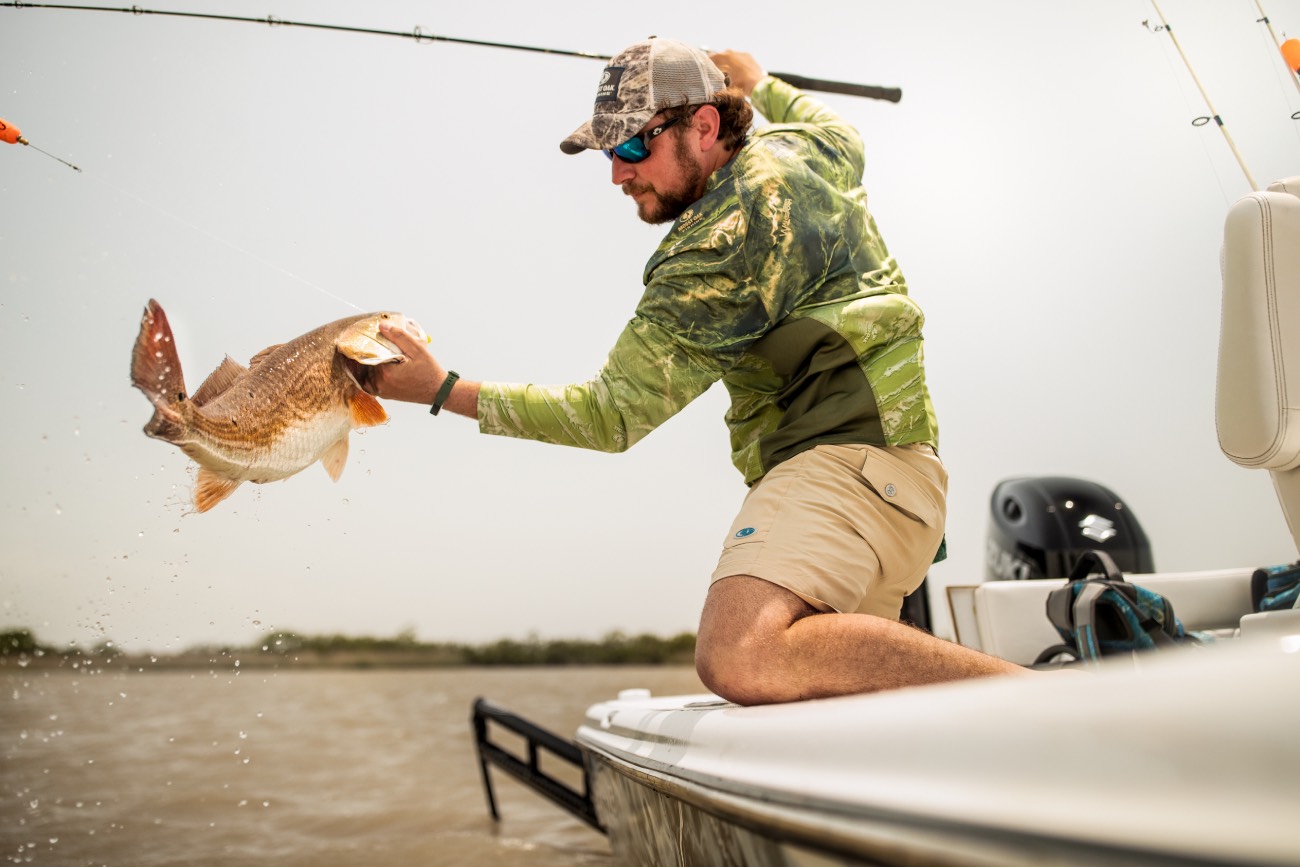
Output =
[
  {"x1": 195, "y1": 469, "x2": 242, "y2": 512},
  {"x1": 320, "y1": 436, "x2": 349, "y2": 481},
  {"x1": 349, "y1": 390, "x2": 389, "y2": 428},
  {"x1": 192, "y1": 355, "x2": 248, "y2": 407},
  {"x1": 247, "y1": 344, "x2": 285, "y2": 369}
]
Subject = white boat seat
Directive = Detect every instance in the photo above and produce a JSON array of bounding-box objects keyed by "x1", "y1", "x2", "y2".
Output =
[
  {"x1": 1218, "y1": 175, "x2": 1300, "y2": 553},
  {"x1": 950, "y1": 567, "x2": 1255, "y2": 665}
]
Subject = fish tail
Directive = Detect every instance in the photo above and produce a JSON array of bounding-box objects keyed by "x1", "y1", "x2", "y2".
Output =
[{"x1": 130, "y1": 299, "x2": 188, "y2": 439}]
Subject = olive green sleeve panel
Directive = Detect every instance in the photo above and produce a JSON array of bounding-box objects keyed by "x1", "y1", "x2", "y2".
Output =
[{"x1": 476, "y1": 317, "x2": 724, "y2": 451}]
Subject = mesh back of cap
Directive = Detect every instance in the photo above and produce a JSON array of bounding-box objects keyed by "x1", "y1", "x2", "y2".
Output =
[{"x1": 650, "y1": 42, "x2": 719, "y2": 109}]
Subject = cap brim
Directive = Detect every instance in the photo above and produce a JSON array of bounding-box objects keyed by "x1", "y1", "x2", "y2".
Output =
[
  {"x1": 560, "y1": 121, "x2": 599, "y2": 155},
  {"x1": 559, "y1": 111, "x2": 655, "y2": 155}
]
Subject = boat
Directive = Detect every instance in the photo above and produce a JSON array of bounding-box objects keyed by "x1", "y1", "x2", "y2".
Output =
[{"x1": 470, "y1": 178, "x2": 1300, "y2": 866}]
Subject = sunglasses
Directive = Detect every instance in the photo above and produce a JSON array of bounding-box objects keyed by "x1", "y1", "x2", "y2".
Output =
[{"x1": 604, "y1": 116, "x2": 681, "y2": 163}]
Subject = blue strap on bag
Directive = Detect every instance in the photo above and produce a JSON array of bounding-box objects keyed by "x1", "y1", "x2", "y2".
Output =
[
  {"x1": 1035, "y1": 550, "x2": 1194, "y2": 666},
  {"x1": 1251, "y1": 562, "x2": 1300, "y2": 612}
]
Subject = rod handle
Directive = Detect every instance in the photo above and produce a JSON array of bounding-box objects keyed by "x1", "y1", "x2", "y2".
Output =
[{"x1": 768, "y1": 71, "x2": 902, "y2": 103}]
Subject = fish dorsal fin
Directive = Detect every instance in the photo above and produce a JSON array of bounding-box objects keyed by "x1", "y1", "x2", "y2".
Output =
[
  {"x1": 320, "y1": 436, "x2": 349, "y2": 481},
  {"x1": 248, "y1": 343, "x2": 285, "y2": 370},
  {"x1": 191, "y1": 355, "x2": 247, "y2": 407},
  {"x1": 195, "y1": 468, "x2": 242, "y2": 512},
  {"x1": 350, "y1": 390, "x2": 388, "y2": 428}
]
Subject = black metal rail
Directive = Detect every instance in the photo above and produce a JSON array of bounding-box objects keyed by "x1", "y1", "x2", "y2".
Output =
[{"x1": 471, "y1": 697, "x2": 604, "y2": 833}]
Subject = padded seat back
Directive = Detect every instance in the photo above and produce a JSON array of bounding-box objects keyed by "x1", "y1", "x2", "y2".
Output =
[{"x1": 1218, "y1": 176, "x2": 1300, "y2": 552}]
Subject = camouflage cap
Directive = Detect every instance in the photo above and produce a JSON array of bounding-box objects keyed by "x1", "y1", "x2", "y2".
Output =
[{"x1": 560, "y1": 37, "x2": 726, "y2": 155}]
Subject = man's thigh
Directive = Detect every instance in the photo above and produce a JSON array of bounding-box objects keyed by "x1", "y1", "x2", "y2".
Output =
[{"x1": 710, "y1": 444, "x2": 946, "y2": 619}]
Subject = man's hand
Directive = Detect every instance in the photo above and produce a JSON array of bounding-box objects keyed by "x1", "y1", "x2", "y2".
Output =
[
  {"x1": 709, "y1": 50, "x2": 766, "y2": 98},
  {"x1": 368, "y1": 319, "x2": 443, "y2": 405}
]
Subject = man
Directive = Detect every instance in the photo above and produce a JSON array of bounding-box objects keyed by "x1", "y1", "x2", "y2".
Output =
[{"x1": 372, "y1": 38, "x2": 1028, "y2": 704}]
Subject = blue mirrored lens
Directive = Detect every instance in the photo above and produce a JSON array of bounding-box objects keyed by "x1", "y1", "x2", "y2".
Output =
[
  {"x1": 602, "y1": 117, "x2": 679, "y2": 163},
  {"x1": 605, "y1": 137, "x2": 650, "y2": 163}
]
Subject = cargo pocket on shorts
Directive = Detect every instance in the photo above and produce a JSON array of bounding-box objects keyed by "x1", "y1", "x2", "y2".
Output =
[{"x1": 858, "y1": 447, "x2": 942, "y2": 528}]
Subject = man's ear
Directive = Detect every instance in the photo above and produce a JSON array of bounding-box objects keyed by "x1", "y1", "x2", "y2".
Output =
[{"x1": 691, "y1": 104, "x2": 723, "y2": 151}]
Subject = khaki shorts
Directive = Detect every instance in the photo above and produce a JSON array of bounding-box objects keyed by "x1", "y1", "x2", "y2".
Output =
[{"x1": 711, "y1": 443, "x2": 948, "y2": 620}]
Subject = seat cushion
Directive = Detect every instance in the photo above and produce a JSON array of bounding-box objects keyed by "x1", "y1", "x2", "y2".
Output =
[{"x1": 1218, "y1": 189, "x2": 1300, "y2": 470}]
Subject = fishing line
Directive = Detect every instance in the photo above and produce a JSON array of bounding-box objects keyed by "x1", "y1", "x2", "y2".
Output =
[
  {"x1": 0, "y1": 1, "x2": 903, "y2": 102},
  {"x1": 1143, "y1": 0, "x2": 1259, "y2": 192},
  {"x1": 84, "y1": 171, "x2": 365, "y2": 311},
  {"x1": 6, "y1": 115, "x2": 363, "y2": 310},
  {"x1": 16, "y1": 140, "x2": 81, "y2": 171}
]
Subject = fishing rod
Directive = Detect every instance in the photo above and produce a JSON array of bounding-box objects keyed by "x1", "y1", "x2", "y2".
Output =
[
  {"x1": 1143, "y1": 0, "x2": 1258, "y2": 191},
  {"x1": 1252, "y1": 0, "x2": 1300, "y2": 104},
  {"x1": 1, "y1": 2, "x2": 904, "y2": 103}
]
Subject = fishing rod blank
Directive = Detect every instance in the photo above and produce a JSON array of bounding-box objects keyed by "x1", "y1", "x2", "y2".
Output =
[
  {"x1": 2, "y1": 2, "x2": 903, "y2": 103},
  {"x1": 1145, "y1": 0, "x2": 1258, "y2": 192}
]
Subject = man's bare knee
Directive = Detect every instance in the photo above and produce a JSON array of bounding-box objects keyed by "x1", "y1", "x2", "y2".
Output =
[
  {"x1": 695, "y1": 575, "x2": 816, "y2": 705},
  {"x1": 695, "y1": 638, "x2": 782, "y2": 706}
]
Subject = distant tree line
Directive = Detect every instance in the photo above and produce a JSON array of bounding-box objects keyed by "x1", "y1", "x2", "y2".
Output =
[{"x1": 0, "y1": 627, "x2": 697, "y2": 668}]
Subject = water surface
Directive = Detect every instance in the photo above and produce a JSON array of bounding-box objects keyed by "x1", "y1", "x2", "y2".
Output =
[{"x1": 2, "y1": 665, "x2": 707, "y2": 866}]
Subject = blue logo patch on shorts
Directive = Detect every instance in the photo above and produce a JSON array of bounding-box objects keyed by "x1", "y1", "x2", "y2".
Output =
[{"x1": 735, "y1": 527, "x2": 756, "y2": 538}]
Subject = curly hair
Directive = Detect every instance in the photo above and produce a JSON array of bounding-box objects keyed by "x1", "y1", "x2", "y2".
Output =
[{"x1": 662, "y1": 88, "x2": 754, "y2": 153}]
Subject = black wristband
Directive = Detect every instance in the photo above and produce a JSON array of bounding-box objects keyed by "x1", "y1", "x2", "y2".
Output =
[{"x1": 430, "y1": 370, "x2": 459, "y2": 416}]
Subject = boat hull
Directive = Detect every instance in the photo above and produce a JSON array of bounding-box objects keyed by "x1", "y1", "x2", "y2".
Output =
[{"x1": 578, "y1": 636, "x2": 1300, "y2": 866}]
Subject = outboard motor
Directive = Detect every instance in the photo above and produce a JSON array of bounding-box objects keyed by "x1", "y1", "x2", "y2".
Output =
[{"x1": 986, "y1": 477, "x2": 1153, "y2": 580}]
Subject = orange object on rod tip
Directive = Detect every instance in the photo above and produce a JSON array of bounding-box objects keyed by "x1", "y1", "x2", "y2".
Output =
[
  {"x1": 0, "y1": 117, "x2": 82, "y2": 171},
  {"x1": 1283, "y1": 39, "x2": 1300, "y2": 74},
  {"x1": 0, "y1": 118, "x2": 27, "y2": 145}
]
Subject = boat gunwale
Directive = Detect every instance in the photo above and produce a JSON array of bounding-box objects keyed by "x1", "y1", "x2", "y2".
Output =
[{"x1": 581, "y1": 740, "x2": 1263, "y2": 867}]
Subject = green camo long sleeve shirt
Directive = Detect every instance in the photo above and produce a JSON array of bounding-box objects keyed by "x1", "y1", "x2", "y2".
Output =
[{"x1": 478, "y1": 76, "x2": 939, "y2": 486}]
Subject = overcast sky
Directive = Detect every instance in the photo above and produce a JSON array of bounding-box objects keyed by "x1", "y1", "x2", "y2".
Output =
[{"x1": 3, "y1": 0, "x2": 1298, "y2": 653}]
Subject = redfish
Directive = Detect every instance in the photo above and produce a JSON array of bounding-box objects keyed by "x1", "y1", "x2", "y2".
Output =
[{"x1": 130, "y1": 299, "x2": 411, "y2": 512}]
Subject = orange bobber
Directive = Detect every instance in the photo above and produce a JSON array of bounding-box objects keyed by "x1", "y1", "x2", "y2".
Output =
[
  {"x1": 1283, "y1": 38, "x2": 1300, "y2": 74},
  {"x1": 0, "y1": 118, "x2": 24, "y2": 145}
]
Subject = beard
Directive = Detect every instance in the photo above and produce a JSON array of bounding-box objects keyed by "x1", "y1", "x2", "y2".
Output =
[{"x1": 623, "y1": 135, "x2": 708, "y2": 225}]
